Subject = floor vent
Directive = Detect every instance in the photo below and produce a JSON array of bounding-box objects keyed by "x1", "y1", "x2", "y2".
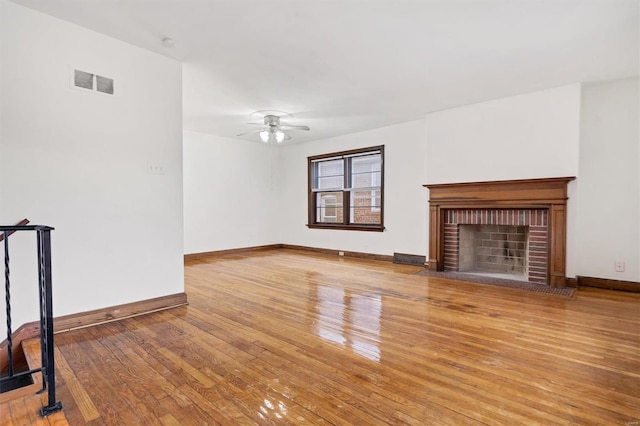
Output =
[{"x1": 393, "y1": 253, "x2": 426, "y2": 266}]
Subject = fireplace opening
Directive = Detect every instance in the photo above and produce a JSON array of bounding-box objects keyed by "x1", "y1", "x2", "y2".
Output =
[
  {"x1": 458, "y1": 225, "x2": 529, "y2": 282},
  {"x1": 442, "y1": 209, "x2": 548, "y2": 283}
]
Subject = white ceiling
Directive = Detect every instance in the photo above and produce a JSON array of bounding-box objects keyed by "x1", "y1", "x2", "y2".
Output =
[{"x1": 12, "y1": 0, "x2": 639, "y2": 144}]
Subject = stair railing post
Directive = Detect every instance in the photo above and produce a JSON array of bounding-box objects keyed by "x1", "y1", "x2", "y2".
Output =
[
  {"x1": 0, "y1": 224, "x2": 62, "y2": 415},
  {"x1": 37, "y1": 227, "x2": 63, "y2": 416},
  {"x1": 3, "y1": 231, "x2": 13, "y2": 377}
]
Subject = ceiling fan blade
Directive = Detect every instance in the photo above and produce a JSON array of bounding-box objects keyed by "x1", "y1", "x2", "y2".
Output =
[
  {"x1": 279, "y1": 122, "x2": 310, "y2": 131},
  {"x1": 236, "y1": 128, "x2": 265, "y2": 137},
  {"x1": 277, "y1": 133, "x2": 293, "y2": 143}
]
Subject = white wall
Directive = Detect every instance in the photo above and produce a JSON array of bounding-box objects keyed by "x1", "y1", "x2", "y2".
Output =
[
  {"x1": 577, "y1": 77, "x2": 639, "y2": 281},
  {"x1": 424, "y1": 84, "x2": 581, "y2": 184},
  {"x1": 425, "y1": 85, "x2": 582, "y2": 277},
  {"x1": 277, "y1": 120, "x2": 428, "y2": 257},
  {"x1": 0, "y1": 1, "x2": 184, "y2": 335},
  {"x1": 183, "y1": 130, "x2": 279, "y2": 253}
]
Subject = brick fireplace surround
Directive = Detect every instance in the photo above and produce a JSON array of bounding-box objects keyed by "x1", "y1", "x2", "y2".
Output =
[
  {"x1": 424, "y1": 177, "x2": 575, "y2": 288},
  {"x1": 444, "y1": 209, "x2": 548, "y2": 283}
]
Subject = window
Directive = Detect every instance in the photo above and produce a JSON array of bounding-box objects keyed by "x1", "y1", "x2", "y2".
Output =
[{"x1": 308, "y1": 145, "x2": 384, "y2": 231}]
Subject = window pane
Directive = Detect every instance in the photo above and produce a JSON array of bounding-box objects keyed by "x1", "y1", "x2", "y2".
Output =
[
  {"x1": 317, "y1": 175, "x2": 343, "y2": 190},
  {"x1": 372, "y1": 189, "x2": 381, "y2": 212},
  {"x1": 350, "y1": 191, "x2": 381, "y2": 224},
  {"x1": 350, "y1": 154, "x2": 381, "y2": 189},
  {"x1": 316, "y1": 192, "x2": 343, "y2": 223},
  {"x1": 315, "y1": 159, "x2": 344, "y2": 190}
]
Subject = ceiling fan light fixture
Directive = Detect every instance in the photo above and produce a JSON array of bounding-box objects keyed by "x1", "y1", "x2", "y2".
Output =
[{"x1": 237, "y1": 111, "x2": 310, "y2": 143}]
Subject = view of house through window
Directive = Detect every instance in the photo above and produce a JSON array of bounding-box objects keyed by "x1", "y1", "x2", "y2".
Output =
[{"x1": 308, "y1": 146, "x2": 384, "y2": 231}]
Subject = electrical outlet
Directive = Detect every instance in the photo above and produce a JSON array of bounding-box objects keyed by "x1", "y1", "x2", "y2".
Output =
[
  {"x1": 147, "y1": 163, "x2": 165, "y2": 175},
  {"x1": 614, "y1": 261, "x2": 625, "y2": 272},
  {"x1": 338, "y1": 251, "x2": 345, "y2": 256}
]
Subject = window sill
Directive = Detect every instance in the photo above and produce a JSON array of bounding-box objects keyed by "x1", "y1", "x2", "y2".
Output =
[{"x1": 306, "y1": 223, "x2": 385, "y2": 232}]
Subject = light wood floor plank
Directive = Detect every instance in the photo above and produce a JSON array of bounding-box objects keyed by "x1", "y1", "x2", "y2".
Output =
[{"x1": 53, "y1": 347, "x2": 100, "y2": 422}]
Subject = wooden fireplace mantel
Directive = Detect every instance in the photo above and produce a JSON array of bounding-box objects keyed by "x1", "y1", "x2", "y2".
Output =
[{"x1": 423, "y1": 177, "x2": 575, "y2": 288}]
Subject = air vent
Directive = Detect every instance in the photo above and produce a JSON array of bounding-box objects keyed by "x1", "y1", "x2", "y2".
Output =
[
  {"x1": 71, "y1": 67, "x2": 114, "y2": 95},
  {"x1": 74, "y1": 69, "x2": 93, "y2": 90},
  {"x1": 96, "y1": 75, "x2": 114, "y2": 94},
  {"x1": 393, "y1": 253, "x2": 426, "y2": 266}
]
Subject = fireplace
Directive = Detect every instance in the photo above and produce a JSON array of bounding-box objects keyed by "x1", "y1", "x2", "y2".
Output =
[{"x1": 424, "y1": 177, "x2": 574, "y2": 288}]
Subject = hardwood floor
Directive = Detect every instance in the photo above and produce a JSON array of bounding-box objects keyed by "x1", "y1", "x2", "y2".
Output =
[{"x1": 33, "y1": 249, "x2": 640, "y2": 424}]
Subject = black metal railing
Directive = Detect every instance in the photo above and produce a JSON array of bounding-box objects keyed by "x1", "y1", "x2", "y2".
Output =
[{"x1": 0, "y1": 224, "x2": 63, "y2": 416}]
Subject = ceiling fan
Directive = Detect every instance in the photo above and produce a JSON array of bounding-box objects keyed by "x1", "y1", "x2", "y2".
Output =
[{"x1": 237, "y1": 110, "x2": 310, "y2": 143}]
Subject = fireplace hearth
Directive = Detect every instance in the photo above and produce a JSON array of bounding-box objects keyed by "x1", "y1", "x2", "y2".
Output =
[{"x1": 424, "y1": 177, "x2": 574, "y2": 288}]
